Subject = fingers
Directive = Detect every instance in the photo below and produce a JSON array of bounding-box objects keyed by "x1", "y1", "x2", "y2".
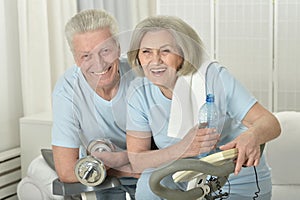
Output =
[
  {"x1": 246, "y1": 157, "x2": 255, "y2": 167},
  {"x1": 181, "y1": 127, "x2": 221, "y2": 158},
  {"x1": 195, "y1": 128, "x2": 219, "y2": 138},
  {"x1": 234, "y1": 151, "x2": 245, "y2": 175},
  {"x1": 234, "y1": 148, "x2": 261, "y2": 175},
  {"x1": 219, "y1": 141, "x2": 236, "y2": 151},
  {"x1": 196, "y1": 133, "x2": 220, "y2": 155},
  {"x1": 244, "y1": 153, "x2": 260, "y2": 167}
]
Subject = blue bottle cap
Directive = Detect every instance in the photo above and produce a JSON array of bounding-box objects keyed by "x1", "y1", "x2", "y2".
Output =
[{"x1": 206, "y1": 94, "x2": 215, "y2": 102}]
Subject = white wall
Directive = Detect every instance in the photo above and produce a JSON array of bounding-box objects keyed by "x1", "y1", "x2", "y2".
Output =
[
  {"x1": 1, "y1": 0, "x2": 300, "y2": 154},
  {"x1": 78, "y1": 0, "x2": 157, "y2": 54},
  {"x1": 0, "y1": 0, "x2": 77, "y2": 153},
  {"x1": 0, "y1": 0, "x2": 22, "y2": 152},
  {"x1": 274, "y1": 0, "x2": 300, "y2": 111},
  {"x1": 157, "y1": 0, "x2": 300, "y2": 112}
]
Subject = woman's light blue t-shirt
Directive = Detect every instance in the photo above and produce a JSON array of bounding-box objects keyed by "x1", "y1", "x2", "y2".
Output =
[{"x1": 126, "y1": 62, "x2": 271, "y2": 196}]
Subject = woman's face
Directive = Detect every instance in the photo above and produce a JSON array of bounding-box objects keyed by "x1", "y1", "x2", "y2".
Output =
[{"x1": 138, "y1": 30, "x2": 183, "y2": 91}]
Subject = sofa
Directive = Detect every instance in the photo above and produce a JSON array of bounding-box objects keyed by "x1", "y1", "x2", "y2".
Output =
[
  {"x1": 17, "y1": 155, "x2": 62, "y2": 200},
  {"x1": 266, "y1": 111, "x2": 300, "y2": 199},
  {"x1": 17, "y1": 111, "x2": 300, "y2": 199}
]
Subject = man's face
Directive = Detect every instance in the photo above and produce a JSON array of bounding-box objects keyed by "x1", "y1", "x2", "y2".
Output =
[{"x1": 73, "y1": 28, "x2": 120, "y2": 91}]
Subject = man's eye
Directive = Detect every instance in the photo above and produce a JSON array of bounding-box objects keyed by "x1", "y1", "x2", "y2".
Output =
[
  {"x1": 100, "y1": 48, "x2": 112, "y2": 56},
  {"x1": 81, "y1": 54, "x2": 90, "y2": 60},
  {"x1": 161, "y1": 49, "x2": 171, "y2": 52}
]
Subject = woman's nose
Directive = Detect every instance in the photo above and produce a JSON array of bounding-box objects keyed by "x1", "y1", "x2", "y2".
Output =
[{"x1": 150, "y1": 51, "x2": 162, "y2": 65}]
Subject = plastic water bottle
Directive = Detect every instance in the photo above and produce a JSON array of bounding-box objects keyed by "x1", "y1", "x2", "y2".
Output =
[
  {"x1": 198, "y1": 94, "x2": 219, "y2": 157},
  {"x1": 198, "y1": 94, "x2": 219, "y2": 129}
]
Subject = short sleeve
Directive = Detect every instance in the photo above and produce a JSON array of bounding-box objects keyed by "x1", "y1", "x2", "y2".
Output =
[
  {"x1": 219, "y1": 66, "x2": 257, "y2": 121},
  {"x1": 51, "y1": 86, "x2": 81, "y2": 148},
  {"x1": 126, "y1": 78, "x2": 151, "y2": 132}
]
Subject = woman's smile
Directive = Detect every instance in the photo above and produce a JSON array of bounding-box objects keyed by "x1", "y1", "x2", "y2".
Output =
[{"x1": 149, "y1": 67, "x2": 167, "y2": 76}]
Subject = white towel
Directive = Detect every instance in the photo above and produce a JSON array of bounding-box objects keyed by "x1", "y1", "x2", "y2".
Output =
[{"x1": 167, "y1": 61, "x2": 214, "y2": 138}]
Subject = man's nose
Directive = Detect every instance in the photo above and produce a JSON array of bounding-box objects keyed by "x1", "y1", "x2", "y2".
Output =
[{"x1": 94, "y1": 53, "x2": 105, "y2": 67}]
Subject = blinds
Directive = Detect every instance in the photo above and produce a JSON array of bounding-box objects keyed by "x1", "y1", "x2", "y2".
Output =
[{"x1": 157, "y1": 0, "x2": 300, "y2": 112}]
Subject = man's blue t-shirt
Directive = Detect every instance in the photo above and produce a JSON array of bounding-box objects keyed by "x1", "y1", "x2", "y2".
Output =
[{"x1": 52, "y1": 58, "x2": 135, "y2": 150}]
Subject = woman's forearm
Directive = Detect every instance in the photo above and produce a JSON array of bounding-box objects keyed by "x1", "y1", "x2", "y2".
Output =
[
  {"x1": 128, "y1": 141, "x2": 190, "y2": 173},
  {"x1": 243, "y1": 103, "x2": 281, "y2": 144},
  {"x1": 127, "y1": 128, "x2": 220, "y2": 173},
  {"x1": 91, "y1": 151, "x2": 130, "y2": 168}
]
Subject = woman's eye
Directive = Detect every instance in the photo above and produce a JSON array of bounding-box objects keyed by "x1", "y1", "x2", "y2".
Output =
[
  {"x1": 142, "y1": 49, "x2": 151, "y2": 54},
  {"x1": 160, "y1": 48, "x2": 171, "y2": 56}
]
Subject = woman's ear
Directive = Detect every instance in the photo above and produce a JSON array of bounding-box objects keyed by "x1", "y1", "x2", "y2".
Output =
[{"x1": 135, "y1": 58, "x2": 142, "y2": 67}]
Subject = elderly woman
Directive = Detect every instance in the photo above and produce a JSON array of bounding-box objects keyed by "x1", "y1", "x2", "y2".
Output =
[{"x1": 126, "y1": 15, "x2": 281, "y2": 200}]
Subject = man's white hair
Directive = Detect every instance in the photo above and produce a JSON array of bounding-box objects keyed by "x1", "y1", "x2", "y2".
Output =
[{"x1": 65, "y1": 9, "x2": 119, "y2": 53}]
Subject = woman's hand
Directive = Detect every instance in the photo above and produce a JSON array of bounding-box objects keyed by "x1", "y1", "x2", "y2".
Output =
[
  {"x1": 179, "y1": 125, "x2": 220, "y2": 158},
  {"x1": 219, "y1": 130, "x2": 261, "y2": 175},
  {"x1": 220, "y1": 102, "x2": 281, "y2": 175}
]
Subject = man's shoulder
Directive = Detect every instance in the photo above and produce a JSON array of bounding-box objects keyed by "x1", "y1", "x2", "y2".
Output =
[
  {"x1": 53, "y1": 65, "x2": 80, "y2": 95},
  {"x1": 119, "y1": 57, "x2": 137, "y2": 85},
  {"x1": 119, "y1": 57, "x2": 132, "y2": 74}
]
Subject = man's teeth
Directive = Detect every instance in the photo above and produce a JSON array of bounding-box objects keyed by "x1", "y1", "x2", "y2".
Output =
[{"x1": 94, "y1": 68, "x2": 109, "y2": 75}]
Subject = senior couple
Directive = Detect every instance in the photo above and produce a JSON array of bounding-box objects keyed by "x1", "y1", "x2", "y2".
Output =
[{"x1": 52, "y1": 9, "x2": 281, "y2": 200}]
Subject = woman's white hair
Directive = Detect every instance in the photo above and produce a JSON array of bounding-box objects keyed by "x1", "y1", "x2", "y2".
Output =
[{"x1": 127, "y1": 15, "x2": 209, "y2": 76}]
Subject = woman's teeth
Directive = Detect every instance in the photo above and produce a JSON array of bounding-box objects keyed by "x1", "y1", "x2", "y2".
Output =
[{"x1": 150, "y1": 68, "x2": 166, "y2": 73}]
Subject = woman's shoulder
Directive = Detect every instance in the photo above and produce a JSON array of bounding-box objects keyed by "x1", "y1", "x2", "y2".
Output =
[
  {"x1": 129, "y1": 76, "x2": 151, "y2": 88},
  {"x1": 127, "y1": 77, "x2": 154, "y2": 99},
  {"x1": 207, "y1": 61, "x2": 226, "y2": 72},
  {"x1": 205, "y1": 61, "x2": 233, "y2": 82}
]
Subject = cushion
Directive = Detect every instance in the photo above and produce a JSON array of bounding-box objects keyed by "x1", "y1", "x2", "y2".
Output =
[
  {"x1": 17, "y1": 155, "x2": 63, "y2": 200},
  {"x1": 17, "y1": 177, "x2": 44, "y2": 200},
  {"x1": 267, "y1": 111, "x2": 300, "y2": 184}
]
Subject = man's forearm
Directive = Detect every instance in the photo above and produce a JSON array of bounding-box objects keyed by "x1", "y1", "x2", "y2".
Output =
[{"x1": 52, "y1": 145, "x2": 79, "y2": 183}]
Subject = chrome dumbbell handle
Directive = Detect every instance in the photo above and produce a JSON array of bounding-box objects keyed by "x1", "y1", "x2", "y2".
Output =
[
  {"x1": 75, "y1": 139, "x2": 115, "y2": 187},
  {"x1": 75, "y1": 155, "x2": 107, "y2": 187},
  {"x1": 87, "y1": 139, "x2": 116, "y2": 154},
  {"x1": 82, "y1": 164, "x2": 95, "y2": 180}
]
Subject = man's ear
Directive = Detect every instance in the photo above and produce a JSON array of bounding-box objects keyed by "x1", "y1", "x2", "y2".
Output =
[
  {"x1": 118, "y1": 46, "x2": 121, "y2": 57},
  {"x1": 74, "y1": 59, "x2": 81, "y2": 67}
]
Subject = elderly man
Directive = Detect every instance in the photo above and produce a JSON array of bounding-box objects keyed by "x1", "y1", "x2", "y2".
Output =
[{"x1": 52, "y1": 9, "x2": 137, "y2": 199}]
